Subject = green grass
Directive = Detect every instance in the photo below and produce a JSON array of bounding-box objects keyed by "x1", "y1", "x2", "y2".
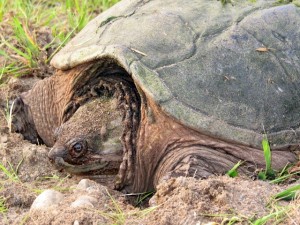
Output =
[
  {"x1": 0, "y1": 0, "x2": 7, "y2": 22},
  {"x1": 0, "y1": 196, "x2": 7, "y2": 214},
  {"x1": 200, "y1": 213, "x2": 246, "y2": 224},
  {"x1": 224, "y1": 133, "x2": 297, "y2": 183},
  {"x1": 0, "y1": 0, "x2": 120, "y2": 78},
  {"x1": 257, "y1": 135, "x2": 299, "y2": 184},
  {"x1": 225, "y1": 135, "x2": 279, "y2": 181},
  {"x1": 201, "y1": 201, "x2": 295, "y2": 225},
  {"x1": 273, "y1": 0, "x2": 300, "y2": 6},
  {"x1": 32, "y1": 174, "x2": 73, "y2": 194},
  {"x1": 273, "y1": 184, "x2": 300, "y2": 201},
  {"x1": 135, "y1": 191, "x2": 155, "y2": 207},
  {"x1": 223, "y1": 134, "x2": 300, "y2": 224},
  {"x1": 0, "y1": 60, "x2": 4, "y2": 83},
  {"x1": 269, "y1": 164, "x2": 300, "y2": 184},
  {"x1": 1, "y1": 1, "x2": 299, "y2": 224},
  {"x1": 258, "y1": 135, "x2": 276, "y2": 180},
  {"x1": 1, "y1": 98, "x2": 14, "y2": 132},
  {"x1": 95, "y1": 189, "x2": 157, "y2": 225},
  {"x1": 0, "y1": 159, "x2": 23, "y2": 181},
  {"x1": 226, "y1": 160, "x2": 243, "y2": 178},
  {"x1": 251, "y1": 208, "x2": 289, "y2": 225},
  {"x1": 226, "y1": 133, "x2": 299, "y2": 184}
]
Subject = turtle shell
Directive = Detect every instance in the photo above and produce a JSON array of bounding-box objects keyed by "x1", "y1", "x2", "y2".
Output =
[{"x1": 51, "y1": 0, "x2": 300, "y2": 149}]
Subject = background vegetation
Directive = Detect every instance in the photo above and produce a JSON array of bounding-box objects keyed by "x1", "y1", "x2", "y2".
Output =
[{"x1": 0, "y1": 0, "x2": 120, "y2": 82}]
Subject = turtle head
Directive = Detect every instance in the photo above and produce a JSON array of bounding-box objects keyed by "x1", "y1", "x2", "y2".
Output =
[{"x1": 48, "y1": 97, "x2": 124, "y2": 176}]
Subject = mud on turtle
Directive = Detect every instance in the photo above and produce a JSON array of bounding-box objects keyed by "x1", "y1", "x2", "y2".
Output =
[{"x1": 12, "y1": 0, "x2": 300, "y2": 192}]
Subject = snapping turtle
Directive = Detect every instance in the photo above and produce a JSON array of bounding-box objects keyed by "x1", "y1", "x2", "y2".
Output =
[{"x1": 12, "y1": 0, "x2": 300, "y2": 192}]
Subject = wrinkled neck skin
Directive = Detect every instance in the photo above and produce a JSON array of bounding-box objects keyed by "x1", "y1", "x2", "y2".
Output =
[
  {"x1": 19, "y1": 69, "x2": 77, "y2": 146},
  {"x1": 15, "y1": 62, "x2": 126, "y2": 146},
  {"x1": 132, "y1": 95, "x2": 297, "y2": 193}
]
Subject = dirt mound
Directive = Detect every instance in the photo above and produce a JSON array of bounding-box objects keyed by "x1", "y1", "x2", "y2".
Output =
[{"x1": 141, "y1": 176, "x2": 281, "y2": 224}]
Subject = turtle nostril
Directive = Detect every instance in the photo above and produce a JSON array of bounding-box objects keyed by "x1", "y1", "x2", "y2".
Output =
[
  {"x1": 47, "y1": 152, "x2": 55, "y2": 163},
  {"x1": 48, "y1": 158, "x2": 54, "y2": 163},
  {"x1": 48, "y1": 146, "x2": 66, "y2": 162}
]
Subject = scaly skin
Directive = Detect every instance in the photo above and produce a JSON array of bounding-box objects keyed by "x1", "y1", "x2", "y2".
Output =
[
  {"x1": 48, "y1": 97, "x2": 124, "y2": 175},
  {"x1": 12, "y1": 64, "x2": 93, "y2": 146}
]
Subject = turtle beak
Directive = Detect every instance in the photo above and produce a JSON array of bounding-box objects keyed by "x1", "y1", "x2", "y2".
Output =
[{"x1": 48, "y1": 146, "x2": 66, "y2": 163}]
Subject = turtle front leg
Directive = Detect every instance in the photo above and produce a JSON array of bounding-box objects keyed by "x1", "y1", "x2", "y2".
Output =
[
  {"x1": 132, "y1": 98, "x2": 297, "y2": 192},
  {"x1": 154, "y1": 146, "x2": 240, "y2": 184},
  {"x1": 153, "y1": 141, "x2": 297, "y2": 189},
  {"x1": 11, "y1": 96, "x2": 43, "y2": 144}
]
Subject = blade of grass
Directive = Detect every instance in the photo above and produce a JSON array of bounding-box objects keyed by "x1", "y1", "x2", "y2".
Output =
[
  {"x1": 1, "y1": 98, "x2": 14, "y2": 132},
  {"x1": 101, "y1": 0, "x2": 120, "y2": 10},
  {"x1": 0, "y1": 0, "x2": 7, "y2": 22},
  {"x1": 46, "y1": 26, "x2": 77, "y2": 63},
  {"x1": 1, "y1": 38, "x2": 31, "y2": 62},
  {"x1": 270, "y1": 171, "x2": 300, "y2": 184},
  {"x1": 7, "y1": 161, "x2": 20, "y2": 181},
  {"x1": 258, "y1": 134, "x2": 275, "y2": 180},
  {"x1": 251, "y1": 208, "x2": 288, "y2": 225},
  {"x1": 0, "y1": 162, "x2": 18, "y2": 181},
  {"x1": 226, "y1": 161, "x2": 243, "y2": 178},
  {"x1": 135, "y1": 191, "x2": 155, "y2": 206},
  {"x1": 273, "y1": 184, "x2": 300, "y2": 201},
  {"x1": 19, "y1": 213, "x2": 30, "y2": 225},
  {"x1": 102, "y1": 188, "x2": 125, "y2": 224},
  {"x1": 96, "y1": 188, "x2": 157, "y2": 224},
  {"x1": 0, "y1": 60, "x2": 6, "y2": 83},
  {"x1": 262, "y1": 135, "x2": 273, "y2": 176},
  {"x1": 0, "y1": 196, "x2": 7, "y2": 214},
  {"x1": 11, "y1": 17, "x2": 39, "y2": 66},
  {"x1": 0, "y1": 158, "x2": 23, "y2": 181},
  {"x1": 14, "y1": 0, "x2": 33, "y2": 21}
]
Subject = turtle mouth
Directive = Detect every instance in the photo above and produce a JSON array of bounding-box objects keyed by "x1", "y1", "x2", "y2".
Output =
[{"x1": 54, "y1": 157, "x2": 109, "y2": 174}]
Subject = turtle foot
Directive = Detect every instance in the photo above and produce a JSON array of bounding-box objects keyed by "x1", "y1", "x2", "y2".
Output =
[{"x1": 11, "y1": 96, "x2": 42, "y2": 144}]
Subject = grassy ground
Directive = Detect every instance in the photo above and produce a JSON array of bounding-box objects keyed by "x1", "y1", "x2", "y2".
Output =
[{"x1": 0, "y1": 0, "x2": 119, "y2": 81}]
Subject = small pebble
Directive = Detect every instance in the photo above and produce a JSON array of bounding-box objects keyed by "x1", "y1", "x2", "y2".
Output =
[
  {"x1": 76, "y1": 179, "x2": 95, "y2": 190},
  {"x1": 30, "y1": 189, "x2": 64, "y2": 211},
  {"x1": 0, "y1": 135, "x2": 8, "y2": 143},
  {"x1": 70, "y1": 195, "x2": 97, "y2": 208},
  {"x1": 73, "y1": 220, "x2": 79, "y2": 225},
  {"x1": 75, "y1": 179, "x2": 108, "y2": 196}
]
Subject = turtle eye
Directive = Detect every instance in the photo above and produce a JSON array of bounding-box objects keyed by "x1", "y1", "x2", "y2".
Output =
[
  {"x1": 68, "y1": 140, "x2": 87, "y2": 158},
  {"x1": 73, "y1": 143, "x2": 83, "y2": 153}
]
